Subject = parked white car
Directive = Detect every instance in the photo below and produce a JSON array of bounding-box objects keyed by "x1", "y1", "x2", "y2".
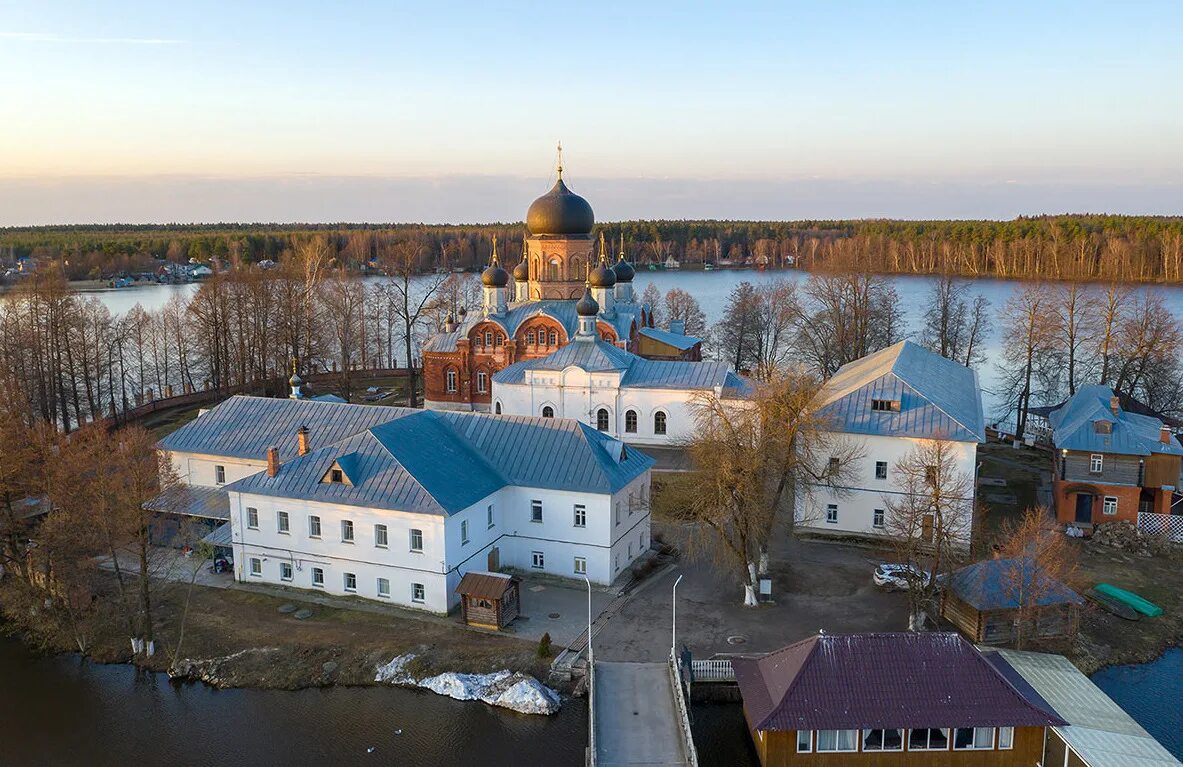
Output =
[{"x1": 873, "y1": 563, "x2": 931, "y2": 591}]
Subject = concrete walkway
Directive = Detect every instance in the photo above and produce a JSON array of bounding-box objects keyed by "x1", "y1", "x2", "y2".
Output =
[{"x1": 594, "y1": 661, "x2": 694, "y2": 766}]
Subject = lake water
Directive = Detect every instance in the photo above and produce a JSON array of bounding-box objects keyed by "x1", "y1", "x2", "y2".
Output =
[
  {"x1": 1091, "y1": 648, "x2": 1183, "y2": 759},
  {"x1": 79, "y1": 269, "x2": 1183, "y2": 419}
]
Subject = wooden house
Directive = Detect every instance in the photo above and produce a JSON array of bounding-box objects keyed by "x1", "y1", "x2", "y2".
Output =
[
  {"x1": 732, "y1": 632, "x2": 1064, "y2": 766},
  {"x1": 455, "y1": 571, "x2": 521, "y2": 630},
  {"x1": 941, "y1": 558, "x2": 1083, "y2": 645}
]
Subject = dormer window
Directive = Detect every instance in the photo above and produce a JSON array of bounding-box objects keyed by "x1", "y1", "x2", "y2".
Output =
[
  {"x1": 1094, "y1": 420, "x2": 1112, "y2": 435},
  {"x1": 320, "y1": 462, "x2": 352, "y2": 486},
  {"x1": 330, "y1": 468, "x2": 343, "y2": 484},
  {"x1": 871, "y1": 399, "x2": 900, "y2": 412}
]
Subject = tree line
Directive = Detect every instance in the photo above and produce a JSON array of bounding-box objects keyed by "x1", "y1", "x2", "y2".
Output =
[{"x1": 4, "y1": 214, "x2": 1183, "y2": 283}]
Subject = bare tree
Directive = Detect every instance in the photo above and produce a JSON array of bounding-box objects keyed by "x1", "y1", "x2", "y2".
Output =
[
  {"x1": 995, "y1": 506, "x2": 1080, "y2": 649},
  {"x1": 675, "y1": 371, "x2": 861, "y2": 605},
  {"x1": 1051, "y1": 283, "x2": 1098, "y2": 397},
  {"x1": 790, "y1": 273, "x2": 904, "y2": 378},
  {"x1": 640, "y1": 282, "x2": 662, "y2": 327},
  {"x1": 996, "y1": 284, "x2": 1058, "y2": 438},
  {"x1": 381, "y1": 240, "x2": 447, "y2": 408},
  {"x1": 663, "y1": 288, "x2": 707, "y2": 338},
  {"x1": 882, "y1": 438, "x2": 974, "y2": 630}
]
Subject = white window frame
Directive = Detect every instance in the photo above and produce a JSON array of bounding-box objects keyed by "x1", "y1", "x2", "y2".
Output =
[
  {"x1": 1090, "y1": 453, "x2": 1104, "y2": 473},
  {"x1": 654, "y1": 410, "x2": 667, "y2": 435},
  {"x1": 531, "y1": 551, "x2": 545, "y2": 569},
  {"x1": 625, "y1": 409, "x2": 638, "y2": 433},
  {"x1": 279, "y1": 561, "x2": 293, "y2": 582},
  {"x1": 826, "y1": 504, "x2": 838, "y2": 524},
  {"x1": 476, "y1": 371, "x2": 488, "y2": 393},
  {"x1": 574, "y1": 556, "x2": 587, "y2": 575},
  {"x1": 341, "y1": 519, "x2": 354, "y2": 543},
  {"x1": 1103, "y1": 496, "x2": 1118, "y2": 516},
  {"x1": 409, "y1": 528, "x2": 423, "y2": 552},
  {"x1": 249, "y1": 557, "x2": 262, "y2": 577},
  {"x1": 377, "y1": 577, "x2": 390, "y2": 598},
  {"x1": 873, "y1": 508, "x2": 885, "y2": 528},
  {"x1": 411, "y1": 582, "x2": 425, "y2": 603},
  {"x1": 375, "y1": 523, "x2": 388, "y2": 548},
  {"x1": 861, "y1": 729, "x2": 903, "y2": 752},
  {"x1": 215, "y1": 465, "x2": 226, "y2": 485},
  {"x1": 953, "y1": 727, "x2": 995, "y2": 751},
  {"x1": 461, "y1": 519, "x2": 470, "y2": 545},
  {"x1": 574, "y1": 504, "x2": 587, "y2": 528},
  {"x1": 796, "y1": 730, "x2": 811, "y2": 753},
  {"x1": 343, "y1": 572, "x2": 357, "y2": 592},
  {"x1": 531, "y1": 500, "x2": 543, "y2": 523},
  {"x1": 246, "y1": 507, "x2": 259, "y2": 530},
  {"x1": 446, "y1": 370, "x2": 457, "y2": 393},
  {"x1": 308, "y1": 515, "x2": 321, "y2": 538},
  {"x1": 277, "y1": 510, "x2": 289, "y2": 534},
  {"x1": 907, "y1": 728, "x2": 950, "y2": 751},
  {"x1": 311, "y1": 567, "x2": 324, "y2": 588},
  {"x1": 815, "y1": 729, "x2": 858, "y2": 753},
  {"x1": 997, "y1": 726, "x2": 1013, "y2": 750}
]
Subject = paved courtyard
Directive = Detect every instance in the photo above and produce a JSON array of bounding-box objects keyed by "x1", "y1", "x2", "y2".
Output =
[{"x1": 594, "y1": 529, "x2": 910, "y2": 662}]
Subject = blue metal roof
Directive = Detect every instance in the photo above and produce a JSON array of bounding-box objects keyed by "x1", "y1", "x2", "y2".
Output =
[
  {"x1": 192, "y1": 400, "x2": 653, "y2": 515},
  {"x1": 493, "y1": 336, "x2": 750, "y2": 394},
  {"x1": 638, "y1": 326, "x2": 702, "y2": 351},
  {"x1": 813, "y1": 341, "x2": 985, "y2": 442},
  {"x1": 1049, "y1": 385, "x2": 1183, "y2": 457},
  {"x1": 945, "y1": 558, "x2": 1083, "y2": 611}
]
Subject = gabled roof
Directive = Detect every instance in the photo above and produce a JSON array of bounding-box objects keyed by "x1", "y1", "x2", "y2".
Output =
[
  {"x1": 945, "y1": 558, "x2": 1084, "y2": 611},
  {"x1": 158, "y1": 396, "x2": 410, "y2": 461},
  {"x1": 216, "y1": 405, "x2": 653, "y2": 515},
  {"x1": 813, "y1": 340, "x2": 985, "y2": 442},
  {"x1": 989, "y1": 649, "x2": 1181, "y2": 767},
  {"x1": 732, "y1": 632, "x2": 1064, "y2": 732},
  {"x1": 1049, "y1": 385, "x2": 1183, "y2": 457},
  {"x1": 638, "y1": 326, "x2": 702, "y2": 351},
  {"x1": 493, "y1": 337, "x2": 750, "y2": 394}
]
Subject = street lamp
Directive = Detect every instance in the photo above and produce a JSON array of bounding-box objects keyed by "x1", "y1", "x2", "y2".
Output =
[{"x1": 671, "y1": 573, "x2": 684, "y2": 656}]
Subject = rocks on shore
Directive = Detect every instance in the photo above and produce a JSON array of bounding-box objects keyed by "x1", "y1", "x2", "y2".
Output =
[
  {"x1": 373, "y1": 654, "x2": 561, "y2": 715},
  {"x1": 1091, "y1": 521, "x2": 1175, "y2": 557}
]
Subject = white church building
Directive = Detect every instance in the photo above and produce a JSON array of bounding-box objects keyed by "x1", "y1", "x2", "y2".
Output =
[
  {"x1": 156, "y1": 392, "x2": 654, "y2": 614},
  {"x1": 795, "y1": 340, "x2": 985, "y2": 546},
  {"x1": 491, "y1": 284, "x2": 751, "y2": 446}
]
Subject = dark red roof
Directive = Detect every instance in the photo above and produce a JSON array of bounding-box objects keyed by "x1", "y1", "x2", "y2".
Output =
[
  {"x1": 732, "y1": 632, "x2": 1066, "y2": 732},
  {"x1": 454, "y1": 571, "x2": 518, "y2": 600}
]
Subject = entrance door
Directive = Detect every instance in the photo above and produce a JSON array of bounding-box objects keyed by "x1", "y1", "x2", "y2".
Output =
[
  {"x1": 1075, "y1": 494, "x2": 1093, "y2": 524},
  {"x1": 487, "y1": 546, "x2": 499, "y2": 572}
]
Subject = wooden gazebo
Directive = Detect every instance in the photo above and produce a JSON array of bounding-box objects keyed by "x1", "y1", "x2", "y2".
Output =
[{"x1": 455, "y1": 571, "x2": 521, "y2": 630}]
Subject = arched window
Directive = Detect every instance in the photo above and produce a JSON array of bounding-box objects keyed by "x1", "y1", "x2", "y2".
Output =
[
  {"x1": 542, "y1": 406, "x2": 554, "y2": 418},
  {"x1": 654, "y1": 411, "x2": 667, "y2": 435},
  {"x1": 494, "y1": 401, "x2": 502, "y2": 415},
  {"x1": 483, "y1": 330, "x2": 493, "y2": 347},
  {"x1": 625, "y1": 409, "x2": 638, "y2": 434},
  {"x1": 526, "y1": 330, "x2": 535, "y2": 345},
  {"x1": 548, "y1": 330, "x2": 557, "y2": 345},
  {"x1": 548, "y1": 259, "x2": 560, "y2": 280},
  {"x1": 597, "y1": 408, "x2": 610, "y2": 431},
  {"x1": 446, "y1": 369, "x2": 458, "y2": 393},
  {"x1": 476, "y1": 371, "x2": 488, "y2": 393}
]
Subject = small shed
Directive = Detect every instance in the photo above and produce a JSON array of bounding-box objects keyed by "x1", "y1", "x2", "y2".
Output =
[
  {"x1": 455, "y1": 571, "x2": 521, "y2": 630},
  {"x1": 941, "y1": 557, "x2": 1083, "y2": 645}
]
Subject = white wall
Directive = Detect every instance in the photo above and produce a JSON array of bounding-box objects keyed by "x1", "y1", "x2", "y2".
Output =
[
  {"x1": 795, "y1": 433, "x2": 979, "y2": 546},
  {"x1": 494, "y1": 367, "x2": 704, "y2": 446},
  {"x1": 169, "y1": 450, "x2": 265, "y2": 488}
]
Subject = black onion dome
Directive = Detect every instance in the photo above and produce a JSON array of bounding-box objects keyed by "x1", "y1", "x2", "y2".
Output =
[
  {"x1": 513, "y1": 258, "x2": 529, "y2": 281},
  {"x1": 613, "y1": 253, "x2": 635, "y2": 282},
  {"x1": 526, "y1": 179, "x2": 594, "y2": 235},
  {"x1": 589, "y1": 256, "x2": 617, "y2": 288},
  {"x1": 576, "y1": 285, "x2": 600, "y2": 317},
  {"x1": 481, "y1": 261, "x2": 509, "y2": 287}
]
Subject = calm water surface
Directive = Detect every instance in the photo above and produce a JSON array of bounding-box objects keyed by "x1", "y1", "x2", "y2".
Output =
[{"x1": 1091, "y1": 648, "x2": 1183, "y2": 759}]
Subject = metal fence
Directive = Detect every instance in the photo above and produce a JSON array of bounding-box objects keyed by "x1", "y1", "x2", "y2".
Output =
[
  {"x1": 667, "y1": 651, "x2": 700, "y2": 767},
  {"x1": 1137, "y1": 511, "x2": 1183, "y2": 543},
  {"x1": 690, "y1": 659, "x2": 735, "y2": 682}
]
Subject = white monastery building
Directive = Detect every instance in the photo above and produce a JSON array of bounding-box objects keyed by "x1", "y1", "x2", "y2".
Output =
[
  {"x1": 795, "y1": 340, "x2": 985, "y2": 546},
  {"x1": 157, "y1": 391, "x2": 654, "y2": 614}
]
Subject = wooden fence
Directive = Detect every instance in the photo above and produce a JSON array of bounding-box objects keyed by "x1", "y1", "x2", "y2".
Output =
[{"x1": 1137, "y1": 511, "x2": 1183, "y2": 543}]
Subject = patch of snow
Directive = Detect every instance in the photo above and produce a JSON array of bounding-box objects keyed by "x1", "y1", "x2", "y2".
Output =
[{"x1": 373, "y1": 657, "x2": 560, "y2": 715}]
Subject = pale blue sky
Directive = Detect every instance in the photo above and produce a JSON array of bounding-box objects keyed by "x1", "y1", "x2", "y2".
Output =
[{"x1": 1, "y1": 1, "x2": 1181, "y2": 223}]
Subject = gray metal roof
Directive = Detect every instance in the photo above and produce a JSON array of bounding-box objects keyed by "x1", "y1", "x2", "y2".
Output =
[
  {"x1": 991, "y1": 649, "x2": 1180, "y2": 767},
  {"x1": 145, "y1": 485, "x2": 230, "y2": 520},
  {"x1": 202, "y1": 522, "x2": 232, "y2": 547},
  {"x1": 814, "y1": 340, "x2": 985, "y2": 442},
  {"x1": 210, "y1": 403, "x2": 653, "y2": 515},
  {"x1": 638, "y1": 326, "x2": 702, "y2": 351},
  {"x1": 158, "y1": 395, "x2": 412, "y2": 461},
  {"x1": 1049, "y1": 385, "x2": 1183, "y2": 457},
  {"x1": 493, "y1": 336, "x2": 751, "y2": 394}
]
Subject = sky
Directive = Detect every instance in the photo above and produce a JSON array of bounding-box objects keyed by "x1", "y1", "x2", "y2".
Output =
[{"x1": 1, "y1": 1, "x2": 1181, "y2": 225}]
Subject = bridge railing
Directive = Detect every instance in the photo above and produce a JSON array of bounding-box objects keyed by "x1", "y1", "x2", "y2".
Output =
[
  {"x1": 667, "y1": 650, "x2": 699, "y2": 767},
  {"x1": 588, "y1": 659, "x2": 597, "y2": 766},
  {"x1": 690, "y1": 658, "x2": 735, "y2": 682}
]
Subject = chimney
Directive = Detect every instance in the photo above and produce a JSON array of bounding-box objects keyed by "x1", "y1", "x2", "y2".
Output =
[
  {"x1": 669, "y1": 319, "x2": 685, "y2": 336},
  {"x1": 298, "y1": 425, "x2": 310, "y2": 456},
  {"x1": 267, "y1": 446, "x2": 280, "y2": 477},
  {"x1": 1110, "y1": 395, "x2": 1121, "y2": 416},
  {"x1": 1162, "y1": 426, "x2": 1171, "y2": 445}
]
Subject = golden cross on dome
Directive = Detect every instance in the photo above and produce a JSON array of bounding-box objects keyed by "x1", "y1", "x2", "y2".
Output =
[
  {"x1": 599, "y1": 231, "x2": 607, "y2": 262},
  {"x1": 556, "y1": 141, "x2": 563, "y2": 180},
  {"x1": 491, "y1": 234, "x2": 498, "y2": 264},
  {"x1": 619, "y1": 232, "x2": 626, "y2": 259}
]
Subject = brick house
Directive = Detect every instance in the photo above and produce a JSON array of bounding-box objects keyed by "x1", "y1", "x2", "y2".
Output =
[{"x1": 1048, "y1": 385, "x2": 1183, "y2": 528}]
